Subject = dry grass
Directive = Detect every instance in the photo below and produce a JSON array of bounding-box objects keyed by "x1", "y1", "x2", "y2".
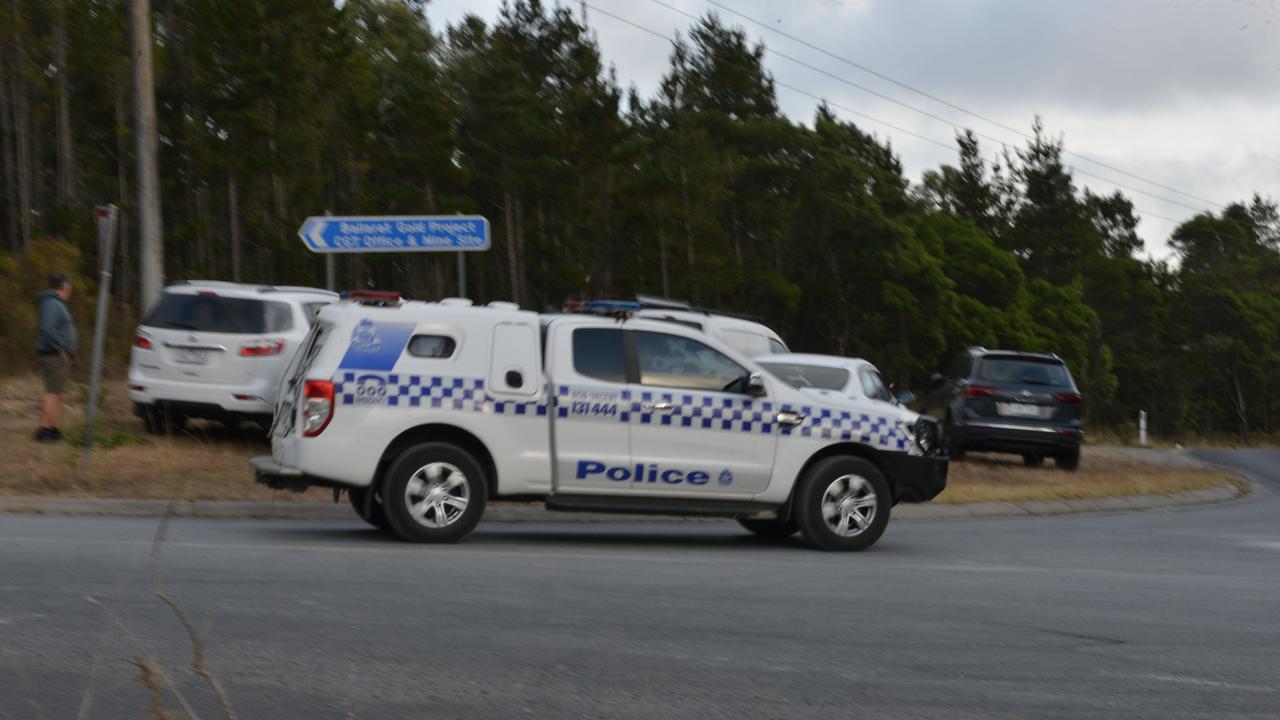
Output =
[
  {"x1": 2, "y1": 373, "x2": 1239, "y2": 505},
  {"x1": 0, "y1": 373, "x2": 304, "y2": 501},
  {"x1": 939, "y1": 450, "x2": 1236, "y2": 504}
]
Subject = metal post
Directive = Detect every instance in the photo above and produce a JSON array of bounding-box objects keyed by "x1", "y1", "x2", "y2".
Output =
[
  {"x1": 456, "y1": 251, "x2": 466, "y2": 298},
  {"x1": 82, "y1": 205, "x2": 119, "y2": 468},
  {"x1": 324, "y1": 209, "x2": 335, "y2": 291},
  {"x1": 1138, "y1": 410, "x2": 1148, "y2": 447}
]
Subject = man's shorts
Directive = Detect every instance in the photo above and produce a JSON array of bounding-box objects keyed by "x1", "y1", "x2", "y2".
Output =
[{"x1": 38, "y1": 353, "x2": 70, "y2": 395}]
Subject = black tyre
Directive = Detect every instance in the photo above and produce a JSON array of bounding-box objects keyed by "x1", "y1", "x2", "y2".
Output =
[
  {"x1": 737, "y1": 517, "x2": 797, "y2": 539},
  {"x1": 382, "y1": 442, "x2": 487, "y2": 543},
  {"x1": 1055, "y1": 450, "x2": 1081, "y2": 471},
  {"x1": 1022, "y1": 453, "x2": 1044, "y2": 467},
  {"x1": 794, "y1": 456, "x2": 891, "y2": 551},
  {"x1": 348, "y1": 487, "x2": 390, "y2": 530},
  {"x1": 139, "y1": 404, "x2": 185, "y2": 435},
  {"x1": 944, "y1": 417, "x2": 965, "y2": 460}
]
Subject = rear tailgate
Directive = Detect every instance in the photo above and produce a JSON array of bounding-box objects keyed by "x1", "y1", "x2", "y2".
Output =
[{"x1": 967, "y1": 357, "x2": 1081, "y2": 425}]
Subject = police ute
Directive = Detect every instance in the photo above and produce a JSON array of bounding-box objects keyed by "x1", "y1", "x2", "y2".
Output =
[{"x1": 251, "y1": 295, "x2": 948, "y2": 550}]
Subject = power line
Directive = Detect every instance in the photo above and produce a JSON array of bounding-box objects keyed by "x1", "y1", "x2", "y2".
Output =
[
  {"x1": 582, "y1": 1, "x2": 1213, "y2": 244},
  {"x1": 643, "y1": 0, "x2": 1213, "y2": 215},
  {"x1": 692, "y1": 0, "x2": 1227, "y2": 210}
]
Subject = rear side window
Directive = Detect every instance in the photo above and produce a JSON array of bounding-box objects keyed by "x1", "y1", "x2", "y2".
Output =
[
  {"x1": 978, "y1": 358, "x2": 1071, "y2": 386},
  {"x1": 573, "y1": 328, "x2": 627, "y2": 383},
  {"x1": 142, "y1": 293, "x2": 292, "y2": 334},
  {"x1": 407, "y1": 335, "x2": 457, "y2": 359}
]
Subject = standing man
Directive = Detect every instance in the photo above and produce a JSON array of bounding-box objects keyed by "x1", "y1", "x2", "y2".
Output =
[{"x1": 35, "y1": 273, "x2": 77, "y2": 442}]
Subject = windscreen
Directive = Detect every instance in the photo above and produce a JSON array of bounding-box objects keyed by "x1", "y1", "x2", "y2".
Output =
[
  {"x1": 143, "y1": 293, "x2": 292, "y2": 334},
  {"x1": 977, "y1": 357, "x2": 1071, "y2": 386},
  {"x1": 759, "y1": 362, "x2": 850, "y2": 391}
]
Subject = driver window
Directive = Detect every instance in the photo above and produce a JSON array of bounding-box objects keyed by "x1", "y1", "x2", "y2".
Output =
[
  {"x1": 634, "y1": 331, "x2": 746, "y2": 393},
  {"x1": 859, "y1": 368, "x2": 892, "y2": 402}
]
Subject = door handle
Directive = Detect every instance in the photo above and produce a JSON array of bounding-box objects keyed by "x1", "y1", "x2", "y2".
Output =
[
  {"x1": 776, "y1": 411, "x2": 805, "y2": 428},
  {"x1": 641, "y1": 401, "x2": 675, "y2": 413}
]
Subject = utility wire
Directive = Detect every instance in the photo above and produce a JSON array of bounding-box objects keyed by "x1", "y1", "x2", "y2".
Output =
[
  {"x1": 583, "y1": 2, "x2": 1215, "y2": 245},
  {"x1": 695, "y1": 0, "x2": 1227, "y2": 210},
  {"x1": 644, "y1": 0, "x2": 1212, "y2": 214}
]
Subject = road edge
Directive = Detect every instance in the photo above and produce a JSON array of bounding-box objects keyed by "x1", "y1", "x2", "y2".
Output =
[{"x1": 0, "y1": 478, "x2": 1251, "y2": 523}]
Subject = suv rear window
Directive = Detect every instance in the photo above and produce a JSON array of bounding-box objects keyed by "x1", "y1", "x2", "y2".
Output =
[
  {"x1": 977, "y1": 357, "x2": 1071, "y2": 386},
  {"x1": 143, "y1": 293, "x2": 293, "y2": 334}
]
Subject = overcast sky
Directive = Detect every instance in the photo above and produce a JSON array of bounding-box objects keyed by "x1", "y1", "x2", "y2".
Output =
[{"x1": 427, "y1": 0, "x2": 1280, "y2": 259}]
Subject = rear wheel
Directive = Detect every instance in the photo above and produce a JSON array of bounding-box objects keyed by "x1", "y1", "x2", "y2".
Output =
[
  {"x1": 1022, "y1": 453, "x2": 1044, "y2": 467},
  {"x1": 737, "y1": 517, "x2": 797, "y2": 539},
  {"x1": 348, "y1": 487, "x2": 389, "y2": 530},
  {"x1": 1055, "y1": 450, "x2": 1080, "y2": 471},
  {"x1": 794, "y1": 456, "x2": 891, "y2": 551},
  {"x1": 944, "y1": 416, "x2": 965, "y2": 460},
  {"x1": 382, "y1": 442, "x2": 487, "y2": 543},
  {"x1": 139, "y1": 404, "x2": 186, "y2": 435}
]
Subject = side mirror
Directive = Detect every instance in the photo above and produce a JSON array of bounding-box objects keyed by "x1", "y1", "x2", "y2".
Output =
[
  {"x1": 928, "y1": 372, "x2": 944, "y2": 390},
  {"x1": 896, "y1": 389, "x2": 915, "y2": 406},
  {"x1": 746, "y1": 372, "x2": 766, "y2": 397}
]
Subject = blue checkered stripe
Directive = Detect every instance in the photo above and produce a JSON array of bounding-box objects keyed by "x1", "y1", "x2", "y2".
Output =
[
  {"x1": 791, "y1": 406, "x2": 908, "y2": 450},
  {"x1": 334, "y1": 373, "x2": 547, "y2": 417}
]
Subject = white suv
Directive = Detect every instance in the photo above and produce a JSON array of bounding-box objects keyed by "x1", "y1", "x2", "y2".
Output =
[{"x1": 128, "y1": 281, "x2": 336, "y2": 432}]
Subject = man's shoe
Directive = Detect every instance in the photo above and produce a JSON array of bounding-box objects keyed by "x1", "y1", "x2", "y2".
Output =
[
  {"x1": 34, "y1": 427, "x2": 56, "y2": 442},
  {"x1": 48, "y1": 427, "x2": 64, "y2": 441}
]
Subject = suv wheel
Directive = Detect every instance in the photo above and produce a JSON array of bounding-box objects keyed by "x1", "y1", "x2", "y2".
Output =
[
  {"x1": 348, "y1": 487, "x2": 389, "y2": 530},
  {"x1": 794, "y1": 456, "x2": 891, "y2": 551},
  {"x1": 737, "y1": 517, "x2": 797, "y2": 539},
  {"x1": 944, "y1": 416, "x2": 965, "y2": 460},
  {"x1": 1022, "y1": 453, "x2": 1044, "y2": 467},
  {"x1": 1055, "y1": 450, "x2": 1080, "y2": 471},
  {"x1": 382, "y1": 442, "x2": 487, "y2": 543}
]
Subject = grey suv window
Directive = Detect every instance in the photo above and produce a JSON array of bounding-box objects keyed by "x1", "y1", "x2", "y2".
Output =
[
  {"x1": 573, "y1": 328, "x2": 627, "y2": 383},
  {"x1": 634, "y1": 331, "x2": 745, "y2": 392},
  {"x1": 978, "y1": 358, "x2": 1071, "y2": 386},
  {"x1": 143, "y1": 293, "x2": 293, "y2": 334}
]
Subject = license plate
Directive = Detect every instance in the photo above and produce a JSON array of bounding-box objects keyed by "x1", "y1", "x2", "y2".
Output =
[
  {"x1": 175, "y1": 349, "x2": 208, "y2": 365},
  {"x1": 998, "y1": 402, "x2": 1041, "y2": 418}
]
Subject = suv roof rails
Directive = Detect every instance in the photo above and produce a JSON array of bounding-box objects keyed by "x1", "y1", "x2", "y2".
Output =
[{"x1": 631, "y1": 294, "x2": 765, "y2": 323}]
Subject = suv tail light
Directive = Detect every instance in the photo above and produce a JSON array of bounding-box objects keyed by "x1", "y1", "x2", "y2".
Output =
[
  {"x1": 239, "y1": 339, "x2": 285, "y2": 357},
  {"x1": 962, "y1": 385, "x2": 997, "y2": 398},
  {"x1": 1055, "y1": 392, "x2": 1084, "y2": 406},
  {"x1": 134, "y1": 332, "x2": 153, "y2": 350},
  {"x1": 302, "y1": 380, "x2": 334, "y2": 437}
]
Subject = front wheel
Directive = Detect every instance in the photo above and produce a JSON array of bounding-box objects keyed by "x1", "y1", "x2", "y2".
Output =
[
  {"x1": 794, "y1": 456, "x2": 891, "y2": 551},
  {"x1": 737, "y1": 517, "x2": 797, "y2": 538},
  {"x1": 382, "y1": 442, "x2": 487, "y2": 543}
]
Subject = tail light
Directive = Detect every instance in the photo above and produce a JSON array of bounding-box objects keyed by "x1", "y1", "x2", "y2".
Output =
[
  {"x1": 962, "y1": 385, "x2": 997, "y2": 398},
  {"x1": 1055, "y1": 392, "x2": 1084, "y2": 406},
  {"x1": 134, "y1": 332, "x2": 153, "y2": 350},
  {"x1": 302, "y1": 380, "x2": 334, "y2": 437},
  {"x1": 239, "y1": 339, "x2": 286, "y2": 357}
]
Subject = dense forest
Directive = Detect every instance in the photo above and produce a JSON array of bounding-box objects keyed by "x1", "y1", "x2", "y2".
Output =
[{"x1": 0, "y1": 0, "x2": 1277, "y2": 441}]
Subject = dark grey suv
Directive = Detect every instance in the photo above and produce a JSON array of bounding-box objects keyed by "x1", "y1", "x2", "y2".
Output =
[{"x1": 926, "y1": 348, "x2": 1083, "y2": 470}]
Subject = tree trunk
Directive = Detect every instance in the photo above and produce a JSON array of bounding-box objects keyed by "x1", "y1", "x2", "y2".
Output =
[
  {"x1": 679, "y1": 163, "x2": 695, "y2": 301},
  {"x1": 658, "y1": 224, "x2": 670, "y2": 297},
  {"x1": 131, "y1": 0, "x2": 164, "y2": 305},
  {"x1": 54, "y1": 0, "x2": 74, "y2": 204},
  {"x1": 12, "y1": 0, "x2": 33, "y2": 248},
  {"x1": 228, "y1": 173, "x2": 241, "y2": 282},
  {"x1": 1229, "y1": 362, "x2": 1249, "y2": 445},
  {"x1": 0, "y1": 44, "x2": 17, "y2": 250},
  {"x1": 515, "y1": 190, "x2": 527, "y2": 306},
  {"x1": 114, "y1": 75, "x2": 131, "y2": 306}
]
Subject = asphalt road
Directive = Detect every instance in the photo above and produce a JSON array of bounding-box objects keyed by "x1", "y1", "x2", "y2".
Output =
[{"x1": 1, "y1": 450, "x2": 1278, "y2": 720}]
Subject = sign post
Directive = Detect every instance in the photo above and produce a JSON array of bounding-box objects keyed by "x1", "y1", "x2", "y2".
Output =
[
  {"x1": 82, "y1": 204, "x2": 119, "y2": 468},
  {"x1": 298, "y1": 215, "x2": 489, "y2": 297}
]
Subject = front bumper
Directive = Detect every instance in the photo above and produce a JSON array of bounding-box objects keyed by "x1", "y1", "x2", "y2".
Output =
[{"x1": 887, "y1": 452, "x2": 948, "y2": 504}]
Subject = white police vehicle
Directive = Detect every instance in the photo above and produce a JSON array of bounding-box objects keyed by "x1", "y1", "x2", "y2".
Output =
[{"x1": 251, "y1": 296, "x2": 947, "y2": 550}]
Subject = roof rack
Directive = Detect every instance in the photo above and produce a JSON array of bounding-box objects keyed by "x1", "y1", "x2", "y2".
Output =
[{"x1": 633, "y1": 294, "x2": 764, "y2": 323}]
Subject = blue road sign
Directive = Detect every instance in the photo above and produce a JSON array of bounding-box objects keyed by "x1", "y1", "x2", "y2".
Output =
[{"x1": 298, "y1": 215, "x2": 490, "y2": 254}]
